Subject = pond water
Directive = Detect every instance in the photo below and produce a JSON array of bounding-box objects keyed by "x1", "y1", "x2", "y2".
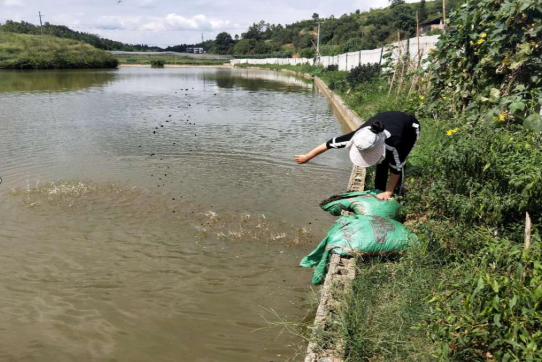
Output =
[{"x1": 0, "y1": 67, "x2": 352, "y2": 362}]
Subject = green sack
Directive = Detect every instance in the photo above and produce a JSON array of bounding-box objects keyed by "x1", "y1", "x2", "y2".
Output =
[
  {"x1": 300, "y1": 215, "x2": 418, "y2": 285},
  {"x1": 319, "y1": 189, "x2": 401, "y2": 220}
]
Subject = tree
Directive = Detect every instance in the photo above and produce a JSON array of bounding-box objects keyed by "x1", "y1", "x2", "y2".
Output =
[
  {"x1": 232, "y1": 39, "x2": 254, "y2": 54},
  {"x1": 242, "y1": 20, "x2": 266, "y2": 40},
  {"x1": 419, "y1": 0, "x2": 428, "y2": 22},
  {"x1": 215, "y1": 32, "x2": 233, "y2": 53},
  {"x1": 389, "y1": 0, "x2": 405, "y2": 6},
  {"x1": 293, "y1": 33, "x2": 313, "y2": 51},
  {"x1": 392, "y1": 2, "x2": 416, "y2": 34},
  {"x1": 234, "y1": 34, "x2": 239, "y2": 41},
  {"x1": 312, "y1": 13, "x2": 319, "y2": 21}
]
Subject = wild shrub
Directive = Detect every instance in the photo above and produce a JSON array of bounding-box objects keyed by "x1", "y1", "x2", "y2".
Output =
[
  {"x1": 412, "y1": 122, "x2": 542, "y2": 231},
  {"x1": 346, "y1": 63, "x2": 381, "y2": 89},
  {"x1": 430, "y1": 240, "x2": 542, "y2": 362},
  {"x1": 150, "y1": 58, "x2": 165, "y2": 68},
  {"x1": 326, "y1": 64, "x2": 338, "y2": 71},
  {"x1": 410, "y1": 1, "x2": 542, "y2": 359},
  {"x1": 299, "y1": 47, "x2": 316, "y2": 59},
  {"x1": 424, "y1": 0, "x2": 542, "y2": 130}
]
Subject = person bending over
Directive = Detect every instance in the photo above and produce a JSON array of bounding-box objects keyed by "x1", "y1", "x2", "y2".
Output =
[{"x1": 295, "y1": 111, "x2": 420, "y2": 201}]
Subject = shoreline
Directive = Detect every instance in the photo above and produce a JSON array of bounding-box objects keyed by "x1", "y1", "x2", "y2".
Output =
[
  {"x1": 233, "y1": 64, "x2": 362, "y2": 362},
  {"x1": 119, "y1": 64, "x2": 232, "y2": 69},
  {"x1": 234, "y1": 65, "x2": 362, "y2": 132}
]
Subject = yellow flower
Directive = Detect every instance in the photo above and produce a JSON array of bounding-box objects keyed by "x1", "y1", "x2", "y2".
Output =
[
  {"x1": 480, "y1": 32, "x2": 487, "y2": 38},
  {"x1": 446, "y1": 128, "x2": 459, "y2": 136},
  {"x1": 469, "y1": 41, "x2": 474, "y2": 46},
  {"x1": 477, "y1": 39, "x2": 485, "y2": 45},
  {"x1": 498, "y1": 113, "x2": 506, "y2": 121},
  {"x1": 419, "y1": 95, "x2": 425, "y2": 100}
]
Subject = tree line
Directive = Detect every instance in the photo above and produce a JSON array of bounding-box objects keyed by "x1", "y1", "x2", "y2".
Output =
[
  {"x1": 0, "y1": 0, "x2": 464, "y2": 57},
  {"x1": 208, "y1": 0, "x2": 465, "y2": 57}
]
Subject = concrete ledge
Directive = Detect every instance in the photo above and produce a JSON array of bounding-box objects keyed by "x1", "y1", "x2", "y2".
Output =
[
  {"x1": 312, "y1": 77, "x2": 363, "y2": 131},
  {"x1": 233, "y1": 64, "x2": 365, "y2": 362}
]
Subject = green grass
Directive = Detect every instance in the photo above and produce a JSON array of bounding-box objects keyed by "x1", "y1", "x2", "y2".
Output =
[
  {"x1": 341, "y1": 255, "x2": 439, "y2": 362},
  {"x1": 234, "y1": 61, "x2": 542, "y2": 361},
  {"x1": 117, "y1": 56, "x2": 226, "y2": 66},
  {"x1": 0, "y1": 31, "x2": 118, "y2": 69},
  {"x1": 234, "y1": 62, "x2": 321, "y2": 74},
  {"x1": 236, "y1": 62, "x2": 442, "y2": 359}
]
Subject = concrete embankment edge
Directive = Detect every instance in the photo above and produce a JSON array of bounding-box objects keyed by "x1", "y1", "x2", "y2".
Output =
[
  {"x1": 233, "y1": 66, "x2": 364, "y2": 362},
  {"x1": 118, "y1": 64, "x2": 233, "y2": 68}
]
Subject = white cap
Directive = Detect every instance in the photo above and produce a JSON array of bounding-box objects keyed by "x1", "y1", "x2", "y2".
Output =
[{"x1": 346, "y1": 127, "x2": 387, "y2": 167}]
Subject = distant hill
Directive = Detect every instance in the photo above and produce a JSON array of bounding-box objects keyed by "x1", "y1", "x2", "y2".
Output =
[
  {"x1": 208, "y1": 0, "x2": 465, "y2": 56},
  {"x1": 0, "y1": 20, "x2": 162, "y2": 52},
  {"x1": 0, "y1": 0, "x2": 465, "y2": 58},
  {"x1": 0, "y1": 31, "x2": 118, "y2": 69}
]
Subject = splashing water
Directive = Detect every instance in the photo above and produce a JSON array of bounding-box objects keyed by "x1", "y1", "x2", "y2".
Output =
[{"x1": 192, "y1": 210, "x2": 314, "y2": 246}]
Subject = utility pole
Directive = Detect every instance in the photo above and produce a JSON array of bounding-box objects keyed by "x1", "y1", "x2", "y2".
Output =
[
  {"x1": 416, "y1": 11, "x2": 420, "y2": 62},
  {"x1": 316, "y1": 21, "x2": 321, "y2": 60},
  {"x1": 38, "y1": 11, "x2": 44, "y2": 35}
]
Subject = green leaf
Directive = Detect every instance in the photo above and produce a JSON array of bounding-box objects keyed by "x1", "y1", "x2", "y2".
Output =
[
  {"x1": 509, "y1": 101, "x2": 526, "y2": 113},
  {"x1": 524, "y1": 114, "x2": 542, "y2": 132},
  {"x1": 510, "y1": 294, "x2": 518, "y2": 308},
  {"x1": 494, "y1": 314, "x2": 502, "y2": 327},
  {"x1": 490, "y1": 88, "x2": 501, "y2": 103},
  {"x1": 532, "y1": 285, "x2": 542, "y2": 302},
  {"x1": 492, "y1": 279, "x2": 500, "y2": 293}
]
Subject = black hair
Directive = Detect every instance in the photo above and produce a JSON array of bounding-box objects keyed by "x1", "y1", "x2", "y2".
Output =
[{"x1": 369, "y1": 121, "x2": 385, "y2": 134}]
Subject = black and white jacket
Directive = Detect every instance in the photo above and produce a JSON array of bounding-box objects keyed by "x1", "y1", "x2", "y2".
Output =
[{"x1": 326, "y1": 111, "x2": 420, "y2": 174}]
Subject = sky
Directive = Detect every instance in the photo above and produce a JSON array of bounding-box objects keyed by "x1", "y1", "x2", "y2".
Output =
[{"x1": 0, "y1": 0, "x2": 418, "y2": 46}]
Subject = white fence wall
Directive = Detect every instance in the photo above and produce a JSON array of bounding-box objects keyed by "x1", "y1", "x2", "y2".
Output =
[
  {"x1": 231, "y1": 35, "x2": 440, "y2": 71},
  {"x1": 230, "y1": 57, "x2": 315, "y2": 66}
]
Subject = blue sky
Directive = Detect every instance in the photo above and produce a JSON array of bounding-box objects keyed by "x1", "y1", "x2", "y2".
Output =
[{"x1": 1, "y1": 0, "x2": 417, "y2": 46}]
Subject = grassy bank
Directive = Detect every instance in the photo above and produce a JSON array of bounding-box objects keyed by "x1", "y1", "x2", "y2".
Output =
[
  {"x1": 236, "y1": 2, "x2": 542, "y2": 358},
  {"x1": 116, "y1": 55, "x2": 226, "y2": 66},
  {"x1": 0, "y1": 31, "x2": 118, "y2": 69}
]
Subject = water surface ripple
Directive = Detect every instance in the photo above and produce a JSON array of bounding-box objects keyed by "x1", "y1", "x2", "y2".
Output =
[{"x1": 0, "y1": 68, "x2": 351, "y2": 362}]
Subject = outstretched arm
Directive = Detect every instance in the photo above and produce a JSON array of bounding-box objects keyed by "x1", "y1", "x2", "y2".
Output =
[
  {"x1": 295, "y1": 143, "x2": 328, "y2": 164},
  {"x1": 295, "y1": 127, "x2": 359, "y2": 164}
]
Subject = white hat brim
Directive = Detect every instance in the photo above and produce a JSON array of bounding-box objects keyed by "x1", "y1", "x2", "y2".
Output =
[{"x1": 347, "y1": 140, "x2": 386, "y2": 167}]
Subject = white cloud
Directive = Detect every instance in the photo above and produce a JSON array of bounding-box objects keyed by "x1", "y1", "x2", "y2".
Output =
[
  {"x1": 89, "y1": 13, "x2": 242, "y2": 32},
  {"x1": 142, "y1": 13, "x2": 234, "y2": 32},
  {"x1": 3, "y1": 0, "x2": 25, "y2": 7},
  {"x1": 94, "y1": 15, "x2": 143, "y2": 30}
]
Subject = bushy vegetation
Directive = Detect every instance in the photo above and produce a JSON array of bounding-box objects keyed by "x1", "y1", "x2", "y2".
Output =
[
  {"x1": 217, "y1": 0, "x2": 465, "y2": 56},
  {"x1": 0, "y1": 0, "x2": 462, "y2": 58},
  {"x1": 150, "y1": 58, "x2": 165, "y2": 68},
  {"x1": 346, "y1": 63, "x2": 382, "y2": 88},
  {"x1": 242, "y1": 1, "x2": 542, "y2": 360},
  {"x1": 119, "y1": 56, "x2": 225, "y2": 66},
  {"x1": 0, "y1": 31, "x2": 118, "y2": 69}
]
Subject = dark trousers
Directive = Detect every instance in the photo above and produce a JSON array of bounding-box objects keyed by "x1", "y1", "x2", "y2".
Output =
[{"x1": 374, "y1": 160, "x2": 402, "y2": 193}]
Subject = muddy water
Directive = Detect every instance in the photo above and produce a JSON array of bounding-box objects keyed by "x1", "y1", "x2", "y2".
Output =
[{"x1": 0, "y1": 67, "x2": 352, "y2": 362}]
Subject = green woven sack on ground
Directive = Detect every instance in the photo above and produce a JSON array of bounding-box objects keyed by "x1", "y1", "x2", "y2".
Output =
[
  {"x1": 300, "y1": 215, "x2": 418, "y2": 284},
  {"x1": 319, "y1": 189, "x2": 401, "y2": 220}
]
